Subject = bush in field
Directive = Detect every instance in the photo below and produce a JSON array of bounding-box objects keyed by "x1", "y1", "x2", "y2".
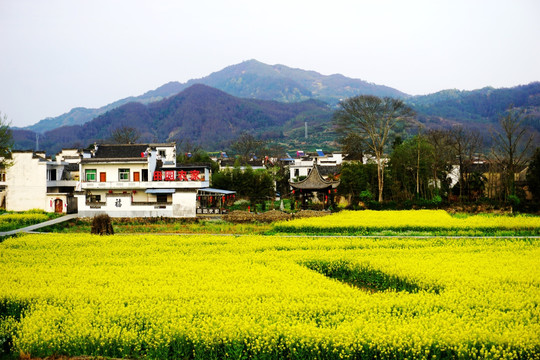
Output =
[{"x1": 91, "y1": 214, "x2": 114, "y2": 235}]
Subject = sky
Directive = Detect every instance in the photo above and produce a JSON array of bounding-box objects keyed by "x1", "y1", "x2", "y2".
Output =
[{"x1": 1, "y1": 0, "x2": 539, "y2": 128}]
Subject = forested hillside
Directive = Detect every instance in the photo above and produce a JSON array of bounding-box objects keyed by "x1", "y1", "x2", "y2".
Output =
[
  {"x1": 24, "y1": 60, "x2": 405, "y2": 133},
  {"x1": 15, "y1": 85, "x2": 334, "y2": 154},
  {"x1": 407, "y1": 82, "x2": 540, "y2": 132}
]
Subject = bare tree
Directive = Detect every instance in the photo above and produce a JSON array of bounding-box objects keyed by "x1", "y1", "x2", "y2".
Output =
[
  {"x1": 447, "y1": 126, "x2": 482, "y2": 201},
  {"x1": 230, "y1": 132, "x2": 267, "y2": 163},
  {"x1": 111, "y1": 126, "x2": 141, "y2": 144},
  {"x1": 426, "y1": 129, "x2": 456, "y2": 195},
  {"x1": 334, "y1": 95, "x2": 415, "y2": 202},
  {"x1": 491, "y1": 106, "x2": 534, "y2": 200},
  {"x1": 0, "y1": 111, "x2": 13, "y2": 165}
]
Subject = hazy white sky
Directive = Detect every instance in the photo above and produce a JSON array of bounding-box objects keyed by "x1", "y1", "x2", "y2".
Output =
[{"x1": 1, "y1": 0, "x2": 539, "y2": 127}]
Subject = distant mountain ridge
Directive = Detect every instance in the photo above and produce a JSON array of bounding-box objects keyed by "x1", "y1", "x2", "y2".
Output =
[
  {"x1": 14, "y1": 84, "x2": 334, "y2": 154},
  {"x1": 406, "y1": 82, "x2": 540, "y2": 131},
  {"x1": 24, "y1": 59, "x2": 406, "y2": 133},
  {"x1": 13, "y1": 60, "x2": 540, "y2": 155}
]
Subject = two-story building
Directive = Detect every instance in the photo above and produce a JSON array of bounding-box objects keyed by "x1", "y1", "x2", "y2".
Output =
[
  {"x1": 76, "y1": 143, "x2": 211, "y2": 218},
  {"x1": 5, "y1": 150, "x2": 80, "y2": 213}
]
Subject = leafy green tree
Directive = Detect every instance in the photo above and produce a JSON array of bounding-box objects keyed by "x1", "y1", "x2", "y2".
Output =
[
  {"x1": 334, "y1": 95, "x2": 415, "y2": 202},
  {"x1": 211, "y1": 166, "x2": 274, "y2": 209},
  {"x1": 340, "y1": 132, "x2": 364, "y2": 160},
  {"x1": 211, "y1": 169, "x2": 234, "y2": 191},
  {"x1": 177, "y1": 149, "x2": 219, "y2": 174},
  {"x1": 389, "y1": 136, "x2": 435, "y2": 200},
  {"x1": 337, "y1": 162, "x2": 377, "y2": 206},
  {"x1": 249, "y1": 169, "x2": 274, "y2": 210}
]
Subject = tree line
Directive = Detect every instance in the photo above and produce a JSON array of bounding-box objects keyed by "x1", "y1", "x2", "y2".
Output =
[
  {"x1": 197, "y1": 95, "x2": 539, "y2": 211},
  {"x1": 334, "y1": 96, "x2": 538, "y2": 209}
]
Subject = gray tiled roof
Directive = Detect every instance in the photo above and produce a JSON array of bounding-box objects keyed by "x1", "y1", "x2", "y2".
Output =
[
  {"x1": 94, "y1": 144, "x2": 149, "y2": 159},
  {"x1": 289, "y1": 165, "x2": 340, "y2": 190}
]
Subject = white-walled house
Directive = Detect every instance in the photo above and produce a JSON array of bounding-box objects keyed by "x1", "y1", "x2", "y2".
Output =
[
  {"x1": 5, "y1": 151, "x2": 80, "y2": 213},
  {"x1": 289, "y1": 151, "x2": 343, "y2": 182},
  {"x1": 76, "y1": 143, "x2": 211, "y2": 218}
]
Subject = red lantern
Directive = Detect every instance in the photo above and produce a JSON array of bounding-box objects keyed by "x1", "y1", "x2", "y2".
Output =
[{"x1": 108, "y1": 190, "x2": 113, "y2": 194}]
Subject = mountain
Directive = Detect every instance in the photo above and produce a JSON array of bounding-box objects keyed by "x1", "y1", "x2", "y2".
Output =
[
  {"x1": 181, "y1": 59, "x2": 407, "y2": 103},
  {"x1": 406, "y1": 82, "x2": 540, "y2": 133},
  {"x1": 25, "y1": 60, "x2": 406, "y2": 133},
  {"x1": 24, "y1": 93, "x2": 169, "y2": 133},
  {"x1": 15, "y1": 84, "x2": 334, "y2": 154}
]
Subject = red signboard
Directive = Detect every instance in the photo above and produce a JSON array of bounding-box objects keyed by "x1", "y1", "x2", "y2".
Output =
[
  {"x1": 189, "y1": 170, "x2": 200, "y2": 181},
  {"x1": 152, "y1": 170, "x2": 204, "y2": 182},
  {"x1": 164, "y1": 170, "x2": 175, "y2": 181}
]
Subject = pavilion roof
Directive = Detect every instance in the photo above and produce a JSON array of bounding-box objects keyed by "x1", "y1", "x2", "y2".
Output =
[{"x1": 289, "y1": 165, "x2": 340, "y2": 190}]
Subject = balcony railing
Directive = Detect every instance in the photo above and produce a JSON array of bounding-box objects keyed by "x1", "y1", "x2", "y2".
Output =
[{"x1": 47, "y1": 180, "x2": 79, "y2": 187}]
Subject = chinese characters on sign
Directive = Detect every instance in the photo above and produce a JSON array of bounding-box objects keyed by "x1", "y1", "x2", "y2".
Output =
[
  {"x1": 152, "y1": 170, "x2": 203, "y2": 181},
  {"x1": 115, "y1": 198, "x2": 122, "y2": 207}
]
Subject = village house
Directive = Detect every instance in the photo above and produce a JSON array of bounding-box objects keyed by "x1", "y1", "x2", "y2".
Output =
[
  {"x1": 76, "y1": 143, "x2": 214, "y2": 218},
  {"x1": 4, "y1": 150, "x2": 81, "y2": 213},
  {"x1": 289, "y1": 149, "x2": 343, "y2": 182}
]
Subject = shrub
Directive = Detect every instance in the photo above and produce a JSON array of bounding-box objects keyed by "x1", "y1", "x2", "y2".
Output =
[{"x1": 91, "y1": 214, "x2": 114, "y2": 235}]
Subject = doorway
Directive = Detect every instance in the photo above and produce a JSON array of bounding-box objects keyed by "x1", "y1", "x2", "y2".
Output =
[{"x1": 54, "y1": 199, "x2": 63, "y2": 213}]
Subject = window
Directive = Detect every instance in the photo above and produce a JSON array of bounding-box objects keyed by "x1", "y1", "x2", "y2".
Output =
[
  {"x1": 142, "y1": 169, "x2": 148, "y2": 181},
  {"x1": 119, "y1": 168, "x2": 130, "y2": 181},
  {"x1": 158, "y1": 150, "x2": 166, "y2": 157},
  {"x1": 156, "y1": 194, "x2": 168, "y2": 203},
  {"x1": 48, "y1": 169, "x2": 57, "y2": 181},
  {"x1": 87, "y1": 194, "x2": 101, "y2": 203},
  {"x1": 85, "y1": 169, "x2": 97, "y2": 182}
]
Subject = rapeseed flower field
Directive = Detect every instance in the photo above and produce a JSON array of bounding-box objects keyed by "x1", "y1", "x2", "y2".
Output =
[
  {"x1": 0, "y1": 213, "x2": 50, "y2": 232},
  {"x1": 1, "y1": 232, "x2": 539, "y2": 359},
  {"x1": 274, "y1": 210, "x2": 540, "y2": 235}
]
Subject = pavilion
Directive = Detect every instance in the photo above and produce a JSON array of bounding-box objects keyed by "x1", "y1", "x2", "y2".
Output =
[{"x1": 289, "y1": 165, "x2": 340, "y2": 210}]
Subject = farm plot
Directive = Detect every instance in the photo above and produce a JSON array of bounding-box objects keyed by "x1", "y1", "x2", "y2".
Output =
[
  {"x1": 0, "y1": 213, "x2": 50, "y2": 232},
  {"x1": 0, "y1": 233, "x2": 539, "y2": 359},
  {"x1": 273, "y1": 210, "x2": 540, "y2": 235}
]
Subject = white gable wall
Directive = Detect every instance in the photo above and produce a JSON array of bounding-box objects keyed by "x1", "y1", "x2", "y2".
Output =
[{"x1": 6, "y1": 153, "x2": 48, "y2": 211}]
